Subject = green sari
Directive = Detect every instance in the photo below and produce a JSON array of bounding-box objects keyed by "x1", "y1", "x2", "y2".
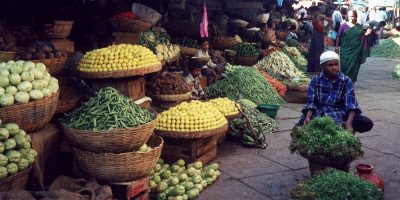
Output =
[{"x1": 339, "y1": 24, "x2": 369, "y2": 82}]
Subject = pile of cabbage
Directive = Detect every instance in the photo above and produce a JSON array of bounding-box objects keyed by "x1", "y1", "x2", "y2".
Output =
[
  {"x1": 0, "y1": 60, "x2": 59, "y2": 107},
  {"x1": 0, "y1": 119, "x2": 37, "y2": 180},
  {"x1": 150, "y1": 159, "x2": 220, "y2": 200}
]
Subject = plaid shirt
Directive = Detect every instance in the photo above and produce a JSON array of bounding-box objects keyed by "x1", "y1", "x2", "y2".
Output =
[{"x1": 301, "y1": 72, "x2": 361, "y2": 124}]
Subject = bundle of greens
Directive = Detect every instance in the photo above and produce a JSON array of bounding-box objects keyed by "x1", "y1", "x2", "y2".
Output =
[
  {"x1": 232, "y1": 43, "x2": 259, "y2": 57},
  {"x1": 291, "y1": 169, "x2": 383, "y2": 200},
  {"x1": 282, "y1": 46, "x2": 308, "y2": 72},
  {"x1": 371, "y1": 37, "x2": 400, "y2": 58},
  {"x1": 229, "y1": 99, "x2": 279, "y2": 149},
  {"x1": 205, "y1": 65, "x2": 285, "y2": 105},
  {"x1": 289, "y1": 116, "x2": 363, "y2": 161}
]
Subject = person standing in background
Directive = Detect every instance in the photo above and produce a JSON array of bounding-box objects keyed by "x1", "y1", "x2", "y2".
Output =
[
  {"x1": 376, "y1": 7, "x2": 387, "y2": 23},
  {"x1": 332, "y1": 4, "x2": 343, "y2": 33},
  {"x1": 361, "y1": 7, "x2": 369, "y2": 25},
  {"x1": 297, "y1": 6, "x2": 307, "y2": 19},
  {"x1": 356, "y1": 7, "x2": 363, "y2": 24},
  {"x1": 368, "y1": 7, "x2": 377, "y2": 22}
]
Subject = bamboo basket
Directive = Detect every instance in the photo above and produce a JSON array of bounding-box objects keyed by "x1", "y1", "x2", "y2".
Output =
[
  {"x1": 132, "y1": 3, "x2": 162, "y2": 25},
  {"x1": 234, "y1": 56, "x2": 258, "y2": 66},
  {"x1": 79, "y1": 64, "x2": 162, "y2": 79},
  {"x1": 0, "y1": 51, "x2": 16, "y2": 62},
  {"x1": 109, "y1": 18, "x2": 152, "y2": 32},
  {"x1": 61, "y1": 120, "x2": 156, "y2": 153},
  {"x1": 150, "y1": 92, "x2": 192, "y2": 102},
  {"x1": 112, "y1": 32, "x2": 140, "y2": 45},
  {"x1": 0, "y1": 166, "x2": 32, "y2": 191},
  {"x1": 32, "y1": 57, "x2": 67, "y2": 76},
  {"x1": 53, "y1": 20, "x2": 74, "y2": 39},
  {"x1": 155, "y1": 124, "x2": 229, "y2": 139},
  {"x1": 73, "y1": 135, "x2": 163, "y2": 183},
  {"x1": 0, "y1": 92, "x2": 59, "y2": 132}
]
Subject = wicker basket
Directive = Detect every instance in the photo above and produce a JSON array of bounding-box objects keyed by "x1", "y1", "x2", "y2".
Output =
[
  {"x1": 132, "y1": 3, "x2": 162, "y2": 25},
  {"x1": 212, "y1": 37, "x2": 238, "y2": 50},
  {"x1": 73, "y1": 135, "x2": 163, "y2": 183},
  {"x1": 79, "y1": 64, "x2": 162, "y2": 79},
  {"x1": 0, "y1": 166, "x2": 32, "y2": 191},
  {"x1": 0, "y1": 51, "x2": 16, "y2": 62},
  {"x1": 180, "y1": 47, "x2": 198, "y2": 56},
  {"x1": 109, "y1": 18, "x2": 152, "y2": 33},
  {"x1": 32, "y1": 57, "x2": 67, "y2": 76},
  {"x1": 234, "y1": 56, "x2": 258, "y2": 66},
  {"x1": 112, "y1": 32, "x2": 140, "y2": 45},
  {"x1": 0, "y1": 92, "x2": 59, "y2": 132},
  {"x1": 53, "y1": 20, "x2": 74, "y2": 39},
  {"x1": 61, "y1": 120, "x2": 156, "y2": 153},
  {"x1": 156, "y1": 124, "x2": 229, "y2": 139},
  {"x1": 150, "y1": 92, "x2": 192, "y2": 102},
  {"x1": 56, "y1": 76, "x2": 84, "y2": 113},
  {"x1": 226, "y1": 112, "x2": 242, "y2": 121}
]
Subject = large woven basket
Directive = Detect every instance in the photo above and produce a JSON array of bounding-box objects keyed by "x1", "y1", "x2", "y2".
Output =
[
  {"x1": 73, "y1": 135, "x2": 163, "y2": 183},
  {"x1": 156, "y1": 124, "x2": 229, "y2": 139},
  {"x1": 109, "y1": 18, "x2": 152, "y2": 32},
  {"x1": 112, "y1": 32, "x2": 140, "y2": 45},
  {"x1": 79, "y1": 64, "x2": 162, "y2": 79},
  {"x1": 0, "y1": 92, "x2": 59, "y2": 132},
  {"x1": 53, "y1": 20, "x2": 74, "y2": 39},
  {"x1": 61, "y1": 119, "x2": 156, "y2": 153},
  {"x1": 150, "y1": 92, "x2": 192, "y2": 102},
  {"x1": 32, "y1": 57, "x2": 67, "y2": 76},
  {"x1": 56, "y1": 76, "x2": 84, "y2": 113},
  {"x1": 0, "y1": 51, "x2": 16, "y2": 62},
  {"x1": 132, "y1": 3, "x2": 162, "y2": 25},
  {"x1": 212, "y1": 37, "x2": 238, "y2": 50},
  {"x1": 179, "y1": 47, "x2": 198, "y2": 56},
  {"x1": 0, "y1": 166, "x2": 32, "y2": 191},
  {"x1": 234, "y1": 56, "x2": 258, "y2": 66}
]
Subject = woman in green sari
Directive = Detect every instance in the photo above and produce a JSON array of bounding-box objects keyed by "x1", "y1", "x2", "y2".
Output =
[{"x1": 335, "y1": 10, "x2": 373, "y2": 82}]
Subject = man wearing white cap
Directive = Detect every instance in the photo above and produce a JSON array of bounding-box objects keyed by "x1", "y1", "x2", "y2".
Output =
[{"x1": 297, "y1": 51, "x2": 373, "y2": 133}]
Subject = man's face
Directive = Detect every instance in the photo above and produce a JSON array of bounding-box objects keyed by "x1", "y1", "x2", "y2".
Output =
[
  {"x1": 191, "y1": 68, "x2": 202, "y2": 77},
  {"x1": 322, "y1": 60, "x2": 340, "y2": 79},
  {"x1": 201, "y1": 42, "x2": 209, "y2": 51}
]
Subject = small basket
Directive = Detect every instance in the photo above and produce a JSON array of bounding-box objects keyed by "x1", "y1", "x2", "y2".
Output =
[
  {"x1": 234, "y1": 56, "x2": 258, "y2": 66},
  {"x1": 0, "y1": 166, "x2": 32, "y2": 191},
  {"x1": 150, "y1": 92, "x2": 192, "y2": 102},
  {"x1": 32, "y1": 57, "x2": 67, "y2": 76},
  {"x1": 0, "y1": 51, "x2": 16, "y2": 62},
  {"x1": 256, "y1": 104, "x2": 279, "y2": 119},
  {"x1": 78, "y1": 64, "x2": 162, "y2": 79},
  {"x1": 73, "y1": 135, "x2": 163, "y2": 183},
  {"x1": 0, "y1": 92, "x2": 59, "y2": 132},
  {"x1": 109, "y1": 18, "x2": 152, "y2": 32},
  {"x1": 155, "y1": 124, "x2": 229, "y2": 139},
  {"x1": 179, "y1": 47, "x2": 198, "y2": 56},
  {"x1": 132, "y1": 3, "x2": 162, "y2": 25},
  {"x1": 61, "y1": 120, "x2": 156, "y2": 153},
  {"x1": 53, "y1": 20, "x2": 74, "y2": 39}
]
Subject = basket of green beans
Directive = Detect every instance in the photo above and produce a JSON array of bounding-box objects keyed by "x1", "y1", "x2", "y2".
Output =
[{"x1": 60, "y1": 87, "x2": 156, "y2": 153}]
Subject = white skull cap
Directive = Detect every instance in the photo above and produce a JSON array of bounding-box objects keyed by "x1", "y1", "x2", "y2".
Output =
[{"x1": 320, "y1": 51, "x2": 339, "y2": 65}]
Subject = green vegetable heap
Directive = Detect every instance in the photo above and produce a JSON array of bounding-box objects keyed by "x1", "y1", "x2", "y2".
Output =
[
  {"x1": 61, "y1": 87, "x2": 154, "y2": 131},
  {"x1": 205, "y1": 65, "x2": 285, "y2": 105},
  {"x1": 0, "y1": 120, "x2": 37, "y2": 180},
  {"x1": 371, "y1": 37, "x2": 400, "y2": 58},
  {"x1": 150, "y1": 159, "x2": 220, "y2": 200},
  {"x1": 289, "y1": 117, "x2": 363, "y2": 161},
  {"x1": 229, "y1": 99, "x2": 279, "y2": 149},
  {"x1": 282, "y1": 46, "x2": 308, "y2": 72},
  {"x1": 291, "y1": 169, "x2": 383, "y2": 200},
  {"x1": 232, "y1": 43, "x2": 259, "y2": 57},
  {"x1": 139, "y1": 30, "x2": 171, "y2": 51}
]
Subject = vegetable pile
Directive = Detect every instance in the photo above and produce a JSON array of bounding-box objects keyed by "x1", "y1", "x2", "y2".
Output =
[
  {"x1": 139, "y1": 30, "x2": 170, "y2": 51},
  {"x1": 150, "y1": 159, "x2": 220, "y2": 200},
  {"x1": 0, "y1": 60, "x2": 59, "y2": 107},
  {"x1": 171, "y1": 38, "x2": 198, "y2": 48},
  {"x1": 209, "y1": 97, "x2": 240, "y2": 117},
  {"x1": 78, "y1": 44, "x2": 160, "y2": 73},
  {"x1": 257, "y1": 69, "x2": 287, "y2": 97},
  {"x1": 232, "y1": 43, "x2": 259, "y2": 57},
  {"x1": 371, "y1": 37, "x2": 400, "y2": 58},
  {"x1": 205, "y1": 65, "x2": 285, "y2": 105},
  {"x1": 282, "y1": 46, "x2": 308, "y2": 72},
  {"x1": 291, "y1": 169, "x2": 383, "y2": 200},
  {"x1": 289, "y1": 117, "x2": 363, "y2": 161},
  {"x1": 154, "y1": 44, "x2": 180, "y2": 62},
  {"x1": 0, "y1": 120, "x2": 37, "y2": 180},
  {"x1": 156, "y1": 101, "x2": 227, "y2": 132},
  {"x1": 61, "y1": 87, "x2": 154, "y2": 131},
  {"x1": 229, "y1": 99, "x2": 279, "y2": 149},
  {"x1": 146, "y1": 73, "x2": 191, "y2": 95},
  {"x1": 16, "y1": 43, "x2": 67, "y2": 60}
]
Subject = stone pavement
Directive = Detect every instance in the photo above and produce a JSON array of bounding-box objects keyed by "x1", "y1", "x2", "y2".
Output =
[{"x1": 198, "y1": 57, "x2": 400, "y2": 200}]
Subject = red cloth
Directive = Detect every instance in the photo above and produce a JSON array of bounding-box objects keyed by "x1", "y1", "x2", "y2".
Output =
[
  {"x1": 200, "y1": 2, "x2": 208, "y2": 38},
  {"x1": 312, "y1": 19, "x2": 324, "y2": 33}
]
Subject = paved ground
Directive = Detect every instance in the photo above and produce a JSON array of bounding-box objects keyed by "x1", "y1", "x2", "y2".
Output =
[{"x1": 199, "y1": 57, "x2": 400, "y2": 200}]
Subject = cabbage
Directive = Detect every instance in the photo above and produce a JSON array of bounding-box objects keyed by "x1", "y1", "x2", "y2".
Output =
[
  {"x1": 23, "y1": 61, "x2": 35, "y2": 70},
  {"x1": 0, "y1": 154, "x2": 8, "y2": 167},
  {"x1": 0, "y1": 128, "x2": 9, "y2": 141},
  {"x1": 0, "y1": 94, "x2": 14, "y2": 107},
  {"x1": 7, "y1": 60, "x2": 15, "y2": 65},
  {"x1": 0, "y1": 69, "x2": 9, "y2": 77},
  {"x1": 32, "y1": 80, "x2": 44, "y2": 90},
  {"x1": 0, "y1": 63, "x2": 5, "y2": 68},
  {"x1": 6, "y1": 163, "x2": 18, "y2": 175},
  {"x1": 41, "y1": 88, "x2": 52, "y2": 97},
  {"x1": 15, "y1": 60, "x2": 25, "y2": 66},
  {"x1": 31, "y1": 68, "x2": 44, "y2": 79},
  {"x1": 17, "y1": 158, "x2": 29, "y2": 171},
  {"x1": 21, "y1": 71, "x2": 34, "y2": 82},
  {"x1": 35, "y1": 63, "x2": 47, "y2": 72},
  {"x1": 44, "y1": 72, "x2": 51, "y2": 81},
  {"x1": 5, "y1": 86, "x2": 17, "y2": 95},
  {"x1": 18, "y1": 129, "x2": 26, "y2": 136},
  {"x1": 17, "y1": 81, "x2": 33, "y2": 92},
  {"x1": 0, "y1": 87, "x2": 4, "y2": 96},
  {"x1": 49, "y1": 77, "x2": 58, "y2": 85},
  {"x1": 4, "y1": 139, "x2": 16, "y2": 150},
  {"x1": 5, "y1": 123, "x2": 19, "y2": 136},
  {"x1": 10, "y1": 64, "x2": 22, "y2": 74},
  {"x1": 0, "y1": 76, "x2": 9, "y2": 87},
  {"x1": 48, "y1": 82, "x2": 59, "y2": 93},
  {"x1": 29, "y1": 90, "x2": 44, "y2": 100},
  {"x1": 8, "y1": 74, "x2": 21, "y2": 85},
  {"x1": 15, "y1": 92, "x2": 30, "y2": 103}
]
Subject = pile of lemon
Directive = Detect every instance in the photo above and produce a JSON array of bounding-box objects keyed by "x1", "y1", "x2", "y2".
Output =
[
  {"x1": 209, "y1": 98, "x2": 240, "y2": 117},
  {"x1": 78, "y1": 44, "x2": 161, "y2": 73},
  {"x1": 156, "y1": 101, "x2": 227, "y2": 132}
]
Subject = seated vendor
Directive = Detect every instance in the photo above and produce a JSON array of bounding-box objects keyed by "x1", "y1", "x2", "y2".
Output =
[
  {"x1": 297, "y1": 51, "x2": 373, "y2": 133},
  {"x1": 184, "y1": 62, "x2": 206, "y2": 99},
  {"x1": 194, "y1": 39, "x2": 221, "y2": 85},
  {"x1": 33, "y1": 18, "x2": 55, "y2": 50}
]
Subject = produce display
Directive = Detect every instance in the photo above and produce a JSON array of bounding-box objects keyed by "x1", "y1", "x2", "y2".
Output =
[
  {"x1": 78, "y1": 44, "x2": 160, "y2": 73},
  {"x1": 139, "y1": 30, "x2": 170, "y2": 50},
  {"x1": 0, "y1": 60, "x2": 59, "y2": 107},
  {"x1": 289, "y1": 117, "x2": 363, "y2": 161},
  {"x1": 155, "y1": 101, "x2": 228, "y2": 132},
  {"x1": 154, "y1": 44, "x2": 180, "y2": 62},
  {"x1": 229, "y1": 99, "x2": 279, "y2": 149},
  {"x1": 205, "y1": 65, "x2": 285, "y2": 105},
  {"x1": 16, "y1": 43, "x2": 67, "y2": 60},
  {"x1": 371, "y1": 37, "x2": 400, "y2": 58},
  {"x1": 232, "y1": 43, "x2": 259, "y2": 57},
  {"x1": 171, "y1": 38, "x2": 198, "y2": 48},
  {"x1": 61, "y1": 87, "x2": 154, "y2": 131},
  {"x1": 150, "y1": 159, "x2": 220, "y2": 200},
  {"x1": 255, "y1": 50, "x2": 307, "y2": 82},
  {"x1": 257, "y1": 69, "x2": 287, "y2": 97},
  {"x1": 146, "y1": 73, "x2": 191, "y2": 95},
  {"x1": 209, "y1": 97, "x2": 240, "y2": 117},
  {"x1": 0, "y1": 120, "x2": 37, "y2": 180},
  {"x1": 282, "y1": 46, "x2": 308, "y2": 72},
  {"x1": 291, "y1": 169, "x2": 383, "y2": 200}
]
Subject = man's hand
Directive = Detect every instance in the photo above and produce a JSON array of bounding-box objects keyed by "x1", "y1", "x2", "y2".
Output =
[
  {"x1": 304, "y1": 116, "x2": 312, "y2": 124},
  {"x1": 345, "y1": 121, "x2": 355, "y2": 133}
]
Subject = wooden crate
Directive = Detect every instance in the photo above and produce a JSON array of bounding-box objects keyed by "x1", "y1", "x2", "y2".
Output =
[
  {"x1": 161, "y1": 136, "x2": 217, "y2": 165},
  {"x1": 109, "y1": 176, "x2": 150, "y2": 200},
  {"x1": 87, "y1": 76, "x2": 145, "y2": 101},
  {"x1": 50, "y1": 39, "x2": 74, "y2": 53}
]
